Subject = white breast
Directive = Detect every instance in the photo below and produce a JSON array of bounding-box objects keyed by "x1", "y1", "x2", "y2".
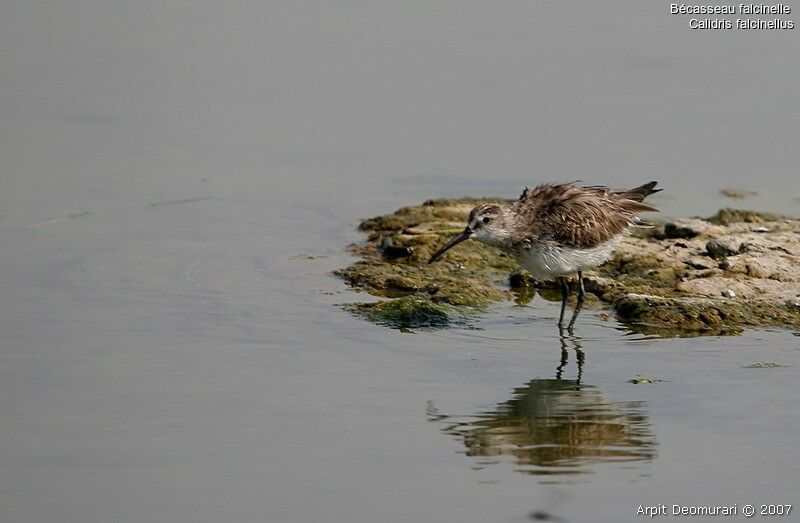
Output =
[{"x1": 517, "y1": 235, "x2": 623, "y2": 281}]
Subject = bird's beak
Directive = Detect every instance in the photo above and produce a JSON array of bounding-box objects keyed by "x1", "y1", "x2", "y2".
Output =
[{"x1": 428, "y1": 227, "x2": 472, "y2": 264}]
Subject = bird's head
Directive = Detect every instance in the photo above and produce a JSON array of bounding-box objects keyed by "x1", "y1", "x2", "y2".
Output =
[{"x1": 428, "y1": 203, "x2": 509, "y2": 263}]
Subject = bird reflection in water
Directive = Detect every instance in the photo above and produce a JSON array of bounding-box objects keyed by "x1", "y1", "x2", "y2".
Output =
[{"x1": 428, "y1": 336, "x2": 657, "y2": 478}]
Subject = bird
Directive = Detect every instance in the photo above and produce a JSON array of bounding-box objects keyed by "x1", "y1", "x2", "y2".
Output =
[{"x1": 428, "y1": 181, "x2": 662, "y2": 332}]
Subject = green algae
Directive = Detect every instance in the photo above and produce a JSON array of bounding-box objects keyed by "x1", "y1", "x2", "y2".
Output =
[{"x1": 345, "y1": 298, "x2": 462, "y2": 330}]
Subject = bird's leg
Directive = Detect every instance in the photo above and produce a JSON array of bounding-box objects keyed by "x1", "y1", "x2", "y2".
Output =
[
  {"x1": 566, "y1": 271, "x2": 586, "y2": 334},
  {"x1": 557, "y1": 277, "x2": 570, "y2": 332}
]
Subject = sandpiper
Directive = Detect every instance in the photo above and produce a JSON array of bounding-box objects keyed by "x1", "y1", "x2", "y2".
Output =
[{"x1": 428, "y1": 181, "x2": 661, "y2": 332}]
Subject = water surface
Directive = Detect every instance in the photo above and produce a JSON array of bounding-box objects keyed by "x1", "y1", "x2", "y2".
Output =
[{"x1": 1, "y1": 2, "x2": 799, "y2": 522}]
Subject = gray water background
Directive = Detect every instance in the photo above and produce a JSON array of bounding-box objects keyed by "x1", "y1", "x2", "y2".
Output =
[{"x1": 1, "y1": 2, "x2": 799, "y2": 522}]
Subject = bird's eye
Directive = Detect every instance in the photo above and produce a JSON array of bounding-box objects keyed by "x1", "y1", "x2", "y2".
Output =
[{"x1": 482, "y1": 216, "x2": 491, "y2": 224}]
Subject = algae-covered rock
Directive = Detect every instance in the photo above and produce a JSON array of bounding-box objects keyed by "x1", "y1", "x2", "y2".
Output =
[
  {"x1": 707, "y1": 208, "x2": 785, "y2": 226},
  {"x1": 337, "y1": 201, "x2": 800, "y2": 335},
  {"x1": 346, "y1": 297, "x2": 462, "y2": 330},
  {"x1": 720, "y1": 188, "x2": 758, "y2": 199},
  {"x1": 614, "y1": 293, "x2": 746, "y2": 335}
]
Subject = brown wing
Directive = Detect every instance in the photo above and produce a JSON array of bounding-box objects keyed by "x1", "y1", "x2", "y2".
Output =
[{"x1": 512, "y1": 183, "x2": 659, "y2": 249}]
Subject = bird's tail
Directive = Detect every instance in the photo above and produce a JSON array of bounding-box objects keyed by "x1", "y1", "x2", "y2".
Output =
[
  {"x1": 620, "y1": 181, "x2": 661, "y2": 202},
  {"x1": 619, "y1": 181, "x2": 661, "y2": 224}
]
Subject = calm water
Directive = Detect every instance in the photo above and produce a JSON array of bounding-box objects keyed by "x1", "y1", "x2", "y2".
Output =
[{"x1": 1, "y1": 2, "x2": 799, "y2": 522}]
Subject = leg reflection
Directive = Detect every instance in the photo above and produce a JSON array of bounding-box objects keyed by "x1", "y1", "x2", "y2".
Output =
[
  {"x1": 555, "y1": 331, "x2": 585, "y2": 384},
  {"x1": 555, "y1": 345, "x2": 569, "y2": 380},
  {"x1": 427, "y1": 338, "x2": 657, "y2": 478}
]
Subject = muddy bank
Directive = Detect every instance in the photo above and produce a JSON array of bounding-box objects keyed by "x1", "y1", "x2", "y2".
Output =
[{"x1": 336, "y1": 199, "x2": 800, "y2": 335}]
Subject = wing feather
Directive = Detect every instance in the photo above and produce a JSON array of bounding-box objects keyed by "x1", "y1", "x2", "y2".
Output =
[{"x1": 513, "y1": 183, "x2": 659, "y2": 248}]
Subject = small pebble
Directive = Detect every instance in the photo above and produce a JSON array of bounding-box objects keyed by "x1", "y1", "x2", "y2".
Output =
[{"x1": 721, "y1": 289, "x2": 736, "y2": 298}]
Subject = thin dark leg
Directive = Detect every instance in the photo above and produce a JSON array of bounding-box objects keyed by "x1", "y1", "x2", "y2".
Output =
[
  {"x1": 566, "y1": 271, "x2": 586, "y2": 334},
  {"x1": 557, "y1": 277, "x2": 570, "y2": 332}
]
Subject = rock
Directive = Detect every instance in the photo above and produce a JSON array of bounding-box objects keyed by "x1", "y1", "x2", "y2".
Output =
[
  {"x1": 707, "y1": 208, "x2": 785, "y2": 226},
  {"x1": 662, "y1": 218, "x2": 719, "y2": 239},
  {"x1": 720, "y1": 252, "x2": 799, "y2": 282},
  {"x1": 720, "y1": 188, "x2": 758, "y2": 199},
  {"x1": 380, "y1": 236, "x2": 414, "y2": 258},
  {"x1": 613, "y1": 293, "x2": 739, "y2": 334},
  {"x1": 509, "y1": 270, "x2": 534, "y2": 288},
  {"x1": 338, "y1": 201, "x2": 800, "y2": 336},
  {"x1": 686, "y1": 257, "x2": 716, "y2": 270},
  {"x1": 676, "y1": 277, "x2": 799, "y2": 300},
  {"x1": 706, "y1": 237, "x2": 743, "y2": 259},
  {"x1": 583, "y1": 275, "x2": 618, "y2": 294}
]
